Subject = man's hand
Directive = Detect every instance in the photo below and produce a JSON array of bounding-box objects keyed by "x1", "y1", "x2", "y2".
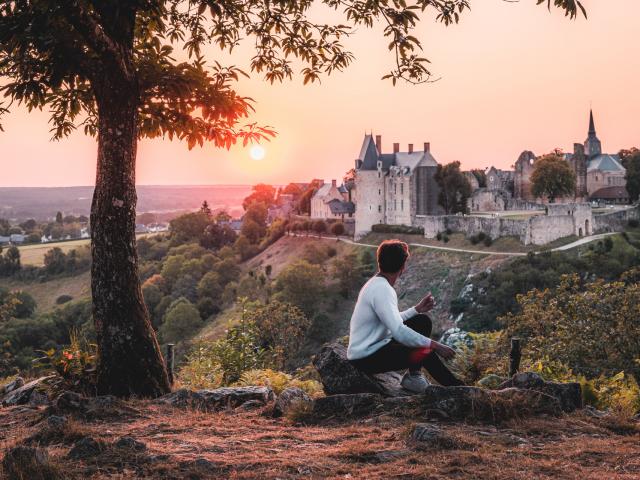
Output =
[
  {"x1": 415, "y1": 293, "x2": 435, "y2": 313},
  {"x1": 431, "y1": 341, "x2": 456, "y2": 360}
]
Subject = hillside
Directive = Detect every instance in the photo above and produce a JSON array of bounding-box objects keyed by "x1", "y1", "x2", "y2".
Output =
[{"x1": 1, "y1": 396, "x2": 639, "y2": 479}]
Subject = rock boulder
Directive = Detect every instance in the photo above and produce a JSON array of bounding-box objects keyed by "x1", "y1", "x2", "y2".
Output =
[
  {"x1": 312, "y1": 343, "x2": 415, "y2": 397},
  {"x1": 498, "y1": 372, "x2": 582, "y2": 413},
  {"x1": 1, "y1": 376, "x2": 52, "y2": 407},
  {"x1": 157, "y1": 386, "x2": 275, "y2": 412},
  {"x1": 272, "y1": 387, "x2": 313, "y2": 418}
]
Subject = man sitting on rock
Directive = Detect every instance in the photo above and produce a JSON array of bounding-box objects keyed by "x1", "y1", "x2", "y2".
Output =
[{"x1": 347, "y1": 239, "x2": 464, "y2": 393}]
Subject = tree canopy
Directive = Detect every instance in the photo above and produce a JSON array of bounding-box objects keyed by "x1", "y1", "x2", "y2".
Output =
[
  {"x1": 435, "y1": 161, "x2": 472, "y2": 214},
  {"x1": 530, "y1": 153, "x2": 576, "y2": 203},
  {"x1": 620, "y1": 148, "x2": 640, "y2": 203}
]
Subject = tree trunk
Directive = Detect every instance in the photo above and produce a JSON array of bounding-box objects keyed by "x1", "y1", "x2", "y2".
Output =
[{"x1": 91, "y1": 74, "x2": 170, "y2": 397}]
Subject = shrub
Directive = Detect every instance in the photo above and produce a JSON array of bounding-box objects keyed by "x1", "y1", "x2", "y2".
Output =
[
  {"x1": 483, "y1": 236, "x2": 493, "y2": 247},
  {"x1": 502, "y1": 274, "x2": 640, "y2": 380},
  {"x1": 436, "y1": 232, "x2": 442, "y2": 241},
  {"x1": 326, "y1": 246, "x2": 337, "y2": 258},
  {"x1": 33, "y1": 329, "x2": 97, "y2": 397},
  {"x1": 477, "y1": 232, "x2": 486, "y2": 241},
  {"x1": 330, "y1": 222, "x2": 345, "y2": 237},
  {"x1": 469, "y1": 235, "x2": 479, "y2": 245},
  {"x1": 628, "y1": 219, "x2": 639, "y2": 228},
  {"x1": 274, "y1": 261, "x2": 325, "y2": 315},
  {"x1": 445, "y1": 228, "x2": 452, "y2": 235},
  {"x1": 447, "y1": 331, "x2": 506, "y2": 385},
  {"x1": 371, "y1": 224, "x2": 424, "y2": 235},
  {"x1": 177, "y1": 341, "x2": 225, "y2": 390},
  {"x1": 442, "y1": 235, "x2": 449, "y2": 243},
  {"x1": 604, "y1": 236, "x2": 614, "y2": 252},
  {"x1": 55, "y1": 295, "x2": 73, "y2": 305}
]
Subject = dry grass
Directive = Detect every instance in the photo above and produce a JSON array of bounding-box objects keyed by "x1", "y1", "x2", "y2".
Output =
[
  {"x1": 0, "y1": 400, "x2": 639, "y2": 479},
  {"x1": 12, "y1": 239, "x2": 92, "y2": 267},
  {"x1": 0, "y1": 271, "x2": 90, "y2": 313}
]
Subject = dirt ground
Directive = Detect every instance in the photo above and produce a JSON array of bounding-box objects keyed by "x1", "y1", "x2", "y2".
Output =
[{"x1": 1, "y1": 401, "x2": 639, "y2": 479}]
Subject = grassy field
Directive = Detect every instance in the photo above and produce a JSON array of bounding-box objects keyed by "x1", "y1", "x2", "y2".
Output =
[
  {"x1": 0, "y1": 271, "x2": 90, "y2": 313},
  {"x1": 10, "y1": 238, "x2": 91, "y2": 266}
]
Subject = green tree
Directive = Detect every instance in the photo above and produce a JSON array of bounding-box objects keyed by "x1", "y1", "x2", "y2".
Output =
[
  {"x1": 313, "y1": 220, "x2": 327, "y2": 237},
  {"x1": 530, "y1": 154, "x2": 576, "y2": 203},
  {"x1": 0, "y1": 0, "x2": 585, "y2": 397},
  {"x1": 200, "y1": 200, "x2": 212, "y2": 217},
  {"x1": 620, "y1": 148, "x2": 640, "y2": 202},
  {"x1": 330, "y1": 222, "x2": 345, "y2": 238},
  {"x1": 275, "y1": 261, "x2": 325, "y2": 315},
  {"x1": 159, "y1": 298, "x2": 203, "y2": 344},
  {"x1": 12, "y1": 291, "x2": 37, "y2": 319},
  {"x1": 435, "y1": 161, "x2": 472, "y2": 214},
  {"x1": 332, "y1": 252, "x2": 364, "y2": 298},
  {"x1": 247, "y1": 301, "x2": 310, "y2": 370},
  {"x1": 197, "y1": 272, "x2": 224, "y2": 301},
  {"x1": 55, "y1": 212, "x2": 63, "y2": 224}
]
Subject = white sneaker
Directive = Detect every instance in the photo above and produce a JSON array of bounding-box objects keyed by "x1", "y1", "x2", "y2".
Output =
[{"x1": 400, "y1": 372, "x2": 430, "y2": 393}]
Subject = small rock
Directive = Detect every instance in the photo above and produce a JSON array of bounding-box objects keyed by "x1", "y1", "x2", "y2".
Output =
[
  {"x1": 68, "y1": 437, "x2": 103, "y2": 459},
  {"x1": 439, "y1": 328, "x2": 473, "y2": 349},
  {"x1": 411, "y1": 423, "x2": 443, "y2": 442},
  {"x1": 116, "y1": 436, "x2": 147, "y2": 452},
  {"x1": 272, "y1": 387, "x2": 313, "y2": 417},
  {"x1": 55, "y1": 391, "x2": 87, "y2": 412},
  {"x1": 2, "y1": 446, "x2": 62, "y2": 479},
  {"x1": 478, "y1": 374, "x2": 508, "y2": 390},
  {"x1": 1, "y1": 376, "x2": 53, "y2": 407},
  {"x1": 1, "y1": 376, "x2": 24, "y2": 395},
  {"x1": 46, "y1": 415, "x2": 68, "y2": 429}
]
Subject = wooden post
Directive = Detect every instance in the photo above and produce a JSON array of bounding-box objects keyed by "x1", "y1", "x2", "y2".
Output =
[
  {"x1": 166, "y1": 343, "x2": 175, "y2": 386},
  {"x1": 509, "y1": 338, "x2": 521, "y2": 377}
]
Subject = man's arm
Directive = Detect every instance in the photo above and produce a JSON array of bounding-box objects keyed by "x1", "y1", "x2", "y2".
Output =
[{"x1": 373, "y1": 290, "x2": 431, "y2": 348}]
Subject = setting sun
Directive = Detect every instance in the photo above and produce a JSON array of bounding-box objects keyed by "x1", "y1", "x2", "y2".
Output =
[{"x1": 250, "y1": 145, "x2": 265, "y2": 161}]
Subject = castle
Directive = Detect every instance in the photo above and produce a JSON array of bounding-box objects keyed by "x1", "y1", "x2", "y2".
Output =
[
  {"x1": 513, "y1": 110, "x2": 627, "y2": 205},
  {"x1": 350, "y1": 134, "x2": 443, "y2": 238}
]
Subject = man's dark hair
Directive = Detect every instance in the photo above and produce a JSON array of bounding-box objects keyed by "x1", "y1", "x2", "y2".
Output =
[{"x1": 376, "y1": 240, "x2": 410, "y2": 274}]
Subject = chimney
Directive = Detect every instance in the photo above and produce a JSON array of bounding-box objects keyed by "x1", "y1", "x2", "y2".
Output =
[
  {"x1": 331, "y1": 179, "x2": 337, "y2": 187},
  {"x1": 408, "y1": 144, "x2": 414, "y2": 154},
  {"x1": 393, "y1": 143, "x2": 400, "y2": 154},
  {"x1": 424, "y1": 142, "x2": 430, "y2": 153},
  {"x1": 375, "y1": 135, "x2": 382, "y2": 154}
]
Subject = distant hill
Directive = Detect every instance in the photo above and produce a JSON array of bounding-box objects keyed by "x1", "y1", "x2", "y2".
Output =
[{"x1": 0, "y1": 185, "x2": 252, "y2": 221}]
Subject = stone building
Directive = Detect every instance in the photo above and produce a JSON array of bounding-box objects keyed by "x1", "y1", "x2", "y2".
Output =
[
  {"x1": 311, "y1": 180, "x2": 353, "y2": 220},
  {"x1": 514, "y1": 110, "x2": 626, "y2": 204},
  {"x1": 352, "y1": 134, "x2": 442, "y2": 237}
]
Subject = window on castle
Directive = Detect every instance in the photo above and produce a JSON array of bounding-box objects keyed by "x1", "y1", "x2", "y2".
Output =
[
  {"x1": 394, "y1": 184, "x2": 397, "y2": 194},
  {"x1": 378, "y1": 189, "x2": 381, "y2": 195},
  {"x1": 401, "y1": 183, "x2": 404, "y2": 195},
  {"x1": 378, "y1": 205, "x2": 382, "y2": 213},
  {"x1": 394, "y1": 200, "x2": 397, "y2": 210},
  {"x1": 401, "y1": 199, "x2": 404, "y2": 211}
]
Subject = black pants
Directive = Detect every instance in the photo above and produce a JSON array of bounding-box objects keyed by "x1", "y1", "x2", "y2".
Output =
[{"x1": 350, "y1": 314, "x2": 464, "y2": 386}]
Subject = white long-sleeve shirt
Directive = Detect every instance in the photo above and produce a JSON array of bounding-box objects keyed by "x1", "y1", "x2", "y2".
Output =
[{"x1": 347, "y1": 276, "x2": 431, "y2": 360}]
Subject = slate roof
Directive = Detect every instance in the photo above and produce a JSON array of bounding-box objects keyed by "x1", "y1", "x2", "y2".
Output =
[
  {"x1": 590, "y1": 186, "x2": 629, "y2": 200},
  {"x1": 587, "y1": 154, "x2": 625, "y2": 173},
  {"x1": 328, "y1": 199, "x2": 355, "y2": 215},
  {"x1": 357, "y1": 134, "x2": 437, "y2": 172},
  {"x1": 314, "y1": 183, "x2": 334, "y2": 200}
]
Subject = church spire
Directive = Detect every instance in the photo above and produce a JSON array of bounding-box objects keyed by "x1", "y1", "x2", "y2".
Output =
[{"x1": 588, "y1": 109, "x2": 596, "y2": 135}]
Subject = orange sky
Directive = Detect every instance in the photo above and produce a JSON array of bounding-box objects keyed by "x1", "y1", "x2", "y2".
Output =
[{"x1": 1, "y1": 0, "x2": 639, "y2": 187}]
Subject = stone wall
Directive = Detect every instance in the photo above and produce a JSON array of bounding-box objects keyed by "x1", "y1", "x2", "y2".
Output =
[
  {"x1": 354, "y1": 170, "x2": 385, "y2": 238},
  {"x1": 416, "y1": 203, "x2": 620, "y2": 246},
  {"x1": 593, "y1": 206, "x2": 640, "y2": 233}
]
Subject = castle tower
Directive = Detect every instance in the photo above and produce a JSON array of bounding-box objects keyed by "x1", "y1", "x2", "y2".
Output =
[
  {"x1": 572, "y1": 143, "x2": 588, "y2": 200},
  {"x1": 584, "y1": 109, "x2": 602, "y2": 158}
]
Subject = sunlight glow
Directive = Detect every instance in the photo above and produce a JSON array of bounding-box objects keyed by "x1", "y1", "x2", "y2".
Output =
[{"x1": 250, "y1": 145, "x2": 266, "y2": 161}]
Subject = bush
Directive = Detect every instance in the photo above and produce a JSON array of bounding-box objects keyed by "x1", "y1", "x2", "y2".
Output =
[
  {"x1": 628, "y1": 219, "x2": 639, "y2": 228},
  {"x1": 436, "y1": 232, "x2": 442, "y2": 241},
  {"x1": 55, "y1": 295, "x2": 73, "y2": 305},
  {"x1": 503, "y1": 274, "x2": 640, "y2": 380},
  {"x1": 274, "y1": 261, "x2": 325, "y2": 315},
  {"x1": 448, "y1": 332, "x2": 506, "y2": 385},
  {"x1": 442, "y1": 235, "x2": 449, "y2": 243},
  {"x1": 483, "y1": 236, "x2": 493, "y2": 247},
  {"x1": 469, "y1": 235, "x2": 479, "y2": 245},
  {"x1": 330, "y1": 222, "x2": 345, "y2": 237},
  {"x1": 371, "y1": 224, "x2": 424, "y2": 235},
  {"x1": 445, "y1": 228, "x2": 452, "y2": 235},
  {"x1": 477, "y1": 232, "x2": 486, "y2": 241}
]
